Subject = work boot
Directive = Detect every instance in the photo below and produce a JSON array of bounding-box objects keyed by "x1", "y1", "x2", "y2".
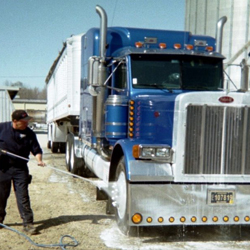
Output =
[{"x1": 23, "y1": 224, "x2": 37, "y2": 235}]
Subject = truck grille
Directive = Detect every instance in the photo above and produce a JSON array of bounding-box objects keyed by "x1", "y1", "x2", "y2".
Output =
[{"x1": 185, "y1": 105, "x2": 250, "y2": 175}]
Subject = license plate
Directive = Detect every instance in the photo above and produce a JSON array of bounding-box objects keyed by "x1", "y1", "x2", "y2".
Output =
[{"x1": 207, "y1": 189, "x2": 235, "y2": 205}]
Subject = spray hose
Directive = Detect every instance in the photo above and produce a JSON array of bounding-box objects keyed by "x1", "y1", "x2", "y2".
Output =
[
  {"x1": 0, "y1": 148, "x2": 87, "y2": 249},
  {"x1": 0, "y1": 223, "x2": 78, "y2": 250}
]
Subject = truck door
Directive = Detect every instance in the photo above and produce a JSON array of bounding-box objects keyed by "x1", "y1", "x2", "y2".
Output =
[{"x1": 111, "y1": 60, "x2": 127, "y2": 95}]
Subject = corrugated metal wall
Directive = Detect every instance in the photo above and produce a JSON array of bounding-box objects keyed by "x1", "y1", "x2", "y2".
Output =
[
  {"x1": 185, "y1": 0, "x2": 250, "y2": 89},
  {"x1": 0, "y1": 89, "x2": 15, "y2": 122}
]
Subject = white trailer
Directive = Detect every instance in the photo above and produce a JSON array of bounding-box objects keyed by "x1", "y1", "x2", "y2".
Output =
[
  {"x1": 46, "y1": 34, "x2": 83, "y2": 153},
  {"x1": 0, "y1": 87, "x2": 18, "y2": 122}
]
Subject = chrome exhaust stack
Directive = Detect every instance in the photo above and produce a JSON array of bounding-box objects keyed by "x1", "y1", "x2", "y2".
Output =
[
  {"x1": 240, "y1": 59, "x2": 249, "y2": 92},
  {"x1": 95, "y1": 5, "x2": 109, "y2": 160},
  {"x1": 215, "y1": 16, "x2": 227, "y2": 54}
]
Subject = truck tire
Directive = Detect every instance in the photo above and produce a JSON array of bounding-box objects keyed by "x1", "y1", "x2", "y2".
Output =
[
  {"x1": 70, "y1": 141, "x2": 87, "y2": 175},
  {"x1": 65, "y1": 133, "x2": 93, "y2": 177},
  {"x1": 59, "y1": 142, "x2": 66, "y2": 153},
  {"x1": 69, "y1": 143, "x2": 80, "y2": 174},
  {"x1": 114, "y1": 156, "x2": 137, "y2": 235},
  {"x1": 51, "y1": 142, "x2": 59, "y2": 153},
  {"x1": 65, "y1": 136, "x2": 71, "y2": 171},
  {"x1": 47, "y1": 141, "x2": 51, "y2": 149}
]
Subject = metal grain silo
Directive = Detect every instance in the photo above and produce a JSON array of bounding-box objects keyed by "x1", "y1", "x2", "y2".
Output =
[{"x1": 185, "y1": 0, "x2": 250, "y2": 89}]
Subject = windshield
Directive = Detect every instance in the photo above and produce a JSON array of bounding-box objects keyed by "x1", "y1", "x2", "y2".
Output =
[{"x1": 131, "y1": 54, "x2": 223, "y2": 91}]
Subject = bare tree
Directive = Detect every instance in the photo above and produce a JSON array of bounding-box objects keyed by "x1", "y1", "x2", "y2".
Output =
[{"x1": 2, "y1": 80, "x2": 47, "y2": 100}]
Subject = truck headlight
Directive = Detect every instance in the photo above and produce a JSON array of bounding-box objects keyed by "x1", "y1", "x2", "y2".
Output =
[
  {"x1": 156, "y1": 148, "x2": 170, "y2": 158},
  {"x1": 133, "y1": 144, "x2": 172, "y2": 162},
  {"x1": 142, "y1": 147, "x2": 155, "y2": 157}
]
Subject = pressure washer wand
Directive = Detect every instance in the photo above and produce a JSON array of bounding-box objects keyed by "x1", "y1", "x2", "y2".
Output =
[{"x1": 0, "y1": 149, "x2": 29, "y2": 161}]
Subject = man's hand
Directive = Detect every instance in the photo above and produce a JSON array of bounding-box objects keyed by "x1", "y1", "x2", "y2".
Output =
[
  {"x1": 37, "y1": 161, "x2": 46, "y2": 167},
  {"x1": 35, "y1": 154, "x2": 45, "y2": 167}
]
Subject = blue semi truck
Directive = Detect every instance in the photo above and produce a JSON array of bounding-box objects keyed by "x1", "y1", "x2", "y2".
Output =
[{"x1": 46, "y1": 5, "x2": 250, "y2": 235}]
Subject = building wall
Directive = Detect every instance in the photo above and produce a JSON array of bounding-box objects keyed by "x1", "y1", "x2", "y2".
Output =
[
  {"x1": 185, "y1": 0, "x2": 250, "y2": 89},
  {"x1": 13, "y1": 99, "x2": 47, "y2": 124},
  {"x1": 0, "y1": 89, "x2": 15, "y2": 122}
]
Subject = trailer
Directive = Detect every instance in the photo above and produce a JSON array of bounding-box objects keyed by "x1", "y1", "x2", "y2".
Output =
[
  {"x1": 46, "y1": 6, "x2": 250, "y2": 235},
  {"x1": 46, "y1": 34, "x2": 83, "y2": 153}
]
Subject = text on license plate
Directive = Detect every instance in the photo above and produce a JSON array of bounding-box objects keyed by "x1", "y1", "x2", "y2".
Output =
[{"x1": 208, "y1": 190, "x2": 235, "y2": 205}]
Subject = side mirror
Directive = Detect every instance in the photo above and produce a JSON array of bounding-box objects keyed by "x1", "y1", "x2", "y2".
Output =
[{"x1": 87, "y1": 56, "x2": 102, "y2": 96}]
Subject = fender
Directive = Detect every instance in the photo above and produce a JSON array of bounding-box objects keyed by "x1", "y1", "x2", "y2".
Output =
[{"x1": 110, "y1": 139, "x2": 173, "y2": 183}]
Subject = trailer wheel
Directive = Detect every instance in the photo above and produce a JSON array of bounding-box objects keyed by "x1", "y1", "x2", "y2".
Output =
[
  {"x1": 114, "y1": 156, "x2": 137, "y2": 235},
  {"x1": 47, "y1": 141, "x2": 51, "y2": 149}
]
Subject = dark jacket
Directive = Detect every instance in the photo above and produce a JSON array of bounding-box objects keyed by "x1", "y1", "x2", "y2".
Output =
[{"x1": 0, "y1": 122, "x2": 43, "y2": 167}]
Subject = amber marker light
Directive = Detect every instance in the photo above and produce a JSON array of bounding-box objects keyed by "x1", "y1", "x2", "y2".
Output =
[
  {"x1": 223, "y1": 216, "x2": 229, "y2": 222},
  {"x1": 244, "y1": 216, "x2": 250, "y2": 222},
  {"x1": 129, "y1": 100, "x2": 135, "y2": 138},
  {"x1": 180, "y1": 217, "x2": 186, "y2": 223},
  {"x1": 206, "y1": 46, "x2": 213, "y2": 52},
  {"x1": 135, "y1": 42, "x2": 143, "y2": 48},
  {"x1": 234, "y1": 216, "x2": 240, "y2": 222},
  {"x1": 146, "y1": 217, "x2": 153, "y2": 223},
  {"x1": 169, "y1": 217, "x2": 175, "y2": 223},
  {"x1": 212, "y1": 216, "x2": 218, "y2": 222},
  {"x1": 132, "y1": 145, "x2": 140, "y2": 158},
  {"x1": 186, "y1": 44, "x2": 194, "y2": 50},
  {"x1": 191, "y1": 216, "x2": 197, "y2": 223},
  {"x1": 174, "y1": 43, "x2": 181, "y2": 49},
  {"x1": 202, "y1": 216, "x2": 207, "y2": 222},
  {"x1": 159, "y1": 43, "x2": 167, "y2": 49},
  {"x1": 158, "y1": 217, "x2": 164, "y2": 223},
  {"x1": 132, "y1": 213, "x2": 142, "y2": 224}
]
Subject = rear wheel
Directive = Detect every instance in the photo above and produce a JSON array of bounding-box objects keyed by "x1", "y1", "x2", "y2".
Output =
[
  {"x1": 51, "y1": 142, "x2": 59, "y2": 153},
  {"x1": 59, "y1": 143, "x2": 66, "y2": 153},
  {"x1": 66, "y1": 134, "x2": 84, "y2": 175},
  {"x1": 69, "y1": 143, "x2": 80, "y2": 174}
]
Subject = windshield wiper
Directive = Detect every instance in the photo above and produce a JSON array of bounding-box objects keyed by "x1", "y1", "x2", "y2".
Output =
[{"x1": 145, "y1": 83, "x2": 173, "y2": 93}]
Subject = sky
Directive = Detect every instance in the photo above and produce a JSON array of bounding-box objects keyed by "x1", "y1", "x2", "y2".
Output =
[{"x1": 0, "y1": 0, "x2": 185, "y2": 90}]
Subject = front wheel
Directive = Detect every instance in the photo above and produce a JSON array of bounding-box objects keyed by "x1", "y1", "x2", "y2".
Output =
[
  {"x1": 114, "y1": 156, "x2": 137, "y2": 235},
  {"x1": 65, "y1": 135, "x2": 71, "y2": 171}
]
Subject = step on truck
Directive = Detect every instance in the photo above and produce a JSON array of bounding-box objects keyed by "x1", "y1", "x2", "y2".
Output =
[{"x1": 46, "y1": 5, "x2": 250, "y2": 235}]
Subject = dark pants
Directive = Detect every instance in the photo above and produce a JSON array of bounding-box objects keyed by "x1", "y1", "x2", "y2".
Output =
[{"x1": 0, "y1": 166, "x2": 33, "y2": 226}]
